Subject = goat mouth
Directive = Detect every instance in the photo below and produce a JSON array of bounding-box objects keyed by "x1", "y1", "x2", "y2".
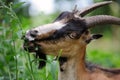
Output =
[
  {"x1": 23, "y1": 40, "x2": 41, "y2": 52},
  {"x1": 22, "y1": 34, "x2": 40, "y2": 52},
  {"x1": 23, "y1": 41, "x2": 35, "y2": 52}
]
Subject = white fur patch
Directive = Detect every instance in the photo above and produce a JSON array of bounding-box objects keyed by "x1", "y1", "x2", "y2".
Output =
[
  {"x1": 26, "y1": 21, "x2": 66, "y2": 41},
  {"x1": 33, "y1": 21, "x2": 66, "y2": 35}
]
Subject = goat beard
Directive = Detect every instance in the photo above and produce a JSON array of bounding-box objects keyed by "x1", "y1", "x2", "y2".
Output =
[
  {"x1": 36, "y1": 49, "x2": 47, "y2": 69},
  {"x1": 23, "y1": 41, "x2": 47, "y2": 69}
]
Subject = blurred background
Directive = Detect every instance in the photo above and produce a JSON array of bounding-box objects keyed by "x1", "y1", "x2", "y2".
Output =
[{"x1": 0, "y1": 0, "x2": 120, "y2": 80}]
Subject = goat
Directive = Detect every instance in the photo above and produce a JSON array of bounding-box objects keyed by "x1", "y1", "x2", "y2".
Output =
[{"x1": 23, "y1": 1, "x2": 120, "y2": 80}]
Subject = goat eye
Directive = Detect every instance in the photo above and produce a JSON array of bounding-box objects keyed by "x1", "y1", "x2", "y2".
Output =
[{"x1": 68, "y1": 32, "x2": 78, "y2": 39}]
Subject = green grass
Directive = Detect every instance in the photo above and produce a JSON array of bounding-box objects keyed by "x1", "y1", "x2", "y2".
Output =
[{"x1": 0, "y1": 1, "x2": 120, "y2": 80}]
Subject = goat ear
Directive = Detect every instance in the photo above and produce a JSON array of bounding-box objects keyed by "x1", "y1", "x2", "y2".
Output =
[
  {"x1": 92, "y1": 34, "x2": 103, "y2": 39},
  {"x1": 86, "y1": 34, "x2": 103, "y2": 43}
]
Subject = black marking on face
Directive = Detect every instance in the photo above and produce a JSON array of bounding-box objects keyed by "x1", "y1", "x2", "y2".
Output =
[{"x1": 35, "y1": 18, "x2": 87, "y2": 42}]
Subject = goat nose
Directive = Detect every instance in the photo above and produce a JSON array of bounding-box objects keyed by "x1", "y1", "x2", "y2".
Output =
[
  {"x1": 23, "y1": 30, "x2": 38, "y2": 42},
  {"x1": 30, "y1": 30, "x2": 38, "y2": 37}
]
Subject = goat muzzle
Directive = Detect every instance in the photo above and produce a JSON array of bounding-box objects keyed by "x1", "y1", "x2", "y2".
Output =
[{"x1": 23, "y1": 34, "x2": 40, "y2": 52}]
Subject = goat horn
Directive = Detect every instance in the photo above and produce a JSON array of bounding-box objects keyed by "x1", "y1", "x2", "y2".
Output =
[
  {"x1": 77, "y1": 1, "x2": 112, "y2": 17},
  {"x1": 85, "y1": 15, "x2": 120, "y2": 28}
]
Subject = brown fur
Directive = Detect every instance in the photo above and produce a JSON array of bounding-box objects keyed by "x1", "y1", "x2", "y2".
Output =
[{"x1": 34, "y1": 31, "x2": 120, "y2": 80}]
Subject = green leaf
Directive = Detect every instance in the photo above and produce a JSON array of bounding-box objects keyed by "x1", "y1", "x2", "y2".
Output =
[{"x1": 13, "y1": 2, "x2": 25, "y2": 9}]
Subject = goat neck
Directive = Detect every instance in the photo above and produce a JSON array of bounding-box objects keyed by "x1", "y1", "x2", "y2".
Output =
[{"x1": 58, "y1": 44, "x2": 87, "y2": 80}]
